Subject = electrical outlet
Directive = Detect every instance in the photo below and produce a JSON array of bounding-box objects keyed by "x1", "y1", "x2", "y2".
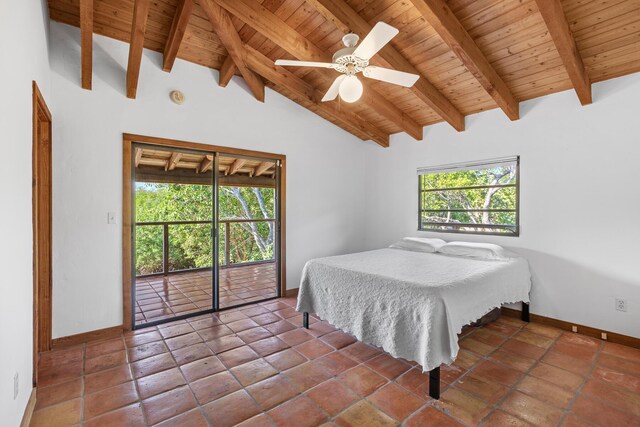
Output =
[
  {"x1": 571, "y1": 325, "x2": 578, "y2": 333},
  {"x1": 13, "y1": 373, "x2": 18, "y2": 400},
  {"x1": 107, "y1": 212, "x2": 116, "y2": 225},
  {"x1": 601, "y1": 332, "x2": 608, "y2": 340},
  {"x1": 615, "y1": 298, "x2": 627, "y2": 312}
]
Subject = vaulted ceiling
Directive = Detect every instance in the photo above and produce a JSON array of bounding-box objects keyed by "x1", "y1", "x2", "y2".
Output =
[{"x1": 48, "y1": 0, "x2": 640, "y2": 147}]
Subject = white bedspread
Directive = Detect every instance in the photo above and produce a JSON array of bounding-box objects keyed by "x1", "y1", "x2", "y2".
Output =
[{"x1": 296, "y1": 248, "x2": 531, "y2": 371}]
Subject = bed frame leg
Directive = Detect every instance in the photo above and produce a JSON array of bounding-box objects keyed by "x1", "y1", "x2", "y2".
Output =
[
  {"x1": 522, "y1": 302, "x2": 530, "y2": 322},
  {"x1": 303, "y1": 312, "x2": 309, "y2": 329},
  {"x1": 429, "y1": 367, "x2": 440, "y2": 400}
]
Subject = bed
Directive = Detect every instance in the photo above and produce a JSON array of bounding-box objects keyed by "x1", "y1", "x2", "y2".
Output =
[{"x1": 295, "y1": 244, "x2": 531, "y2": 399}]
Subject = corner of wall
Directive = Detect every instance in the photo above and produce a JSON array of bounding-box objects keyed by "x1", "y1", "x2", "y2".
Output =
[{"x1": 0, "y1": 0, "x2": 52, "y2": 424}]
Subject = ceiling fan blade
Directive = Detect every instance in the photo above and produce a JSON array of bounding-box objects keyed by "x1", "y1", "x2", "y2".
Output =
[
  {"x1": 275, "y1": 59, "x2": 336, "y2": 68},
  {"x1": 321, "y1": 75, "x2": 347, "y2": 102},
  {"x1": 363, "y1": 66, "x2": 420, "y2": 87},
  {"x1": 353, "y1": 22, "x2": 399, "y2": 60}
]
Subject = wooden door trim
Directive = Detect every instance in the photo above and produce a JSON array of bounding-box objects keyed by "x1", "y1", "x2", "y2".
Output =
[
  {"x1": 122, "y1": 134, "x2": 287, "y2": 331},
  {"x1": 32, "y1": 81, "x2": 53, "y2": 386}
]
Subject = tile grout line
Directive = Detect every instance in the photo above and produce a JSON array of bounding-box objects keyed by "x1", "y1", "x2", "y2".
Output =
[
  {"x1": 305, "y1": 305, "x2": 462, "y2": 425},
  {"x1": 241, "y1": 308, "x2": 327, "y2": 425},
  {"x1": 126, "y1": 333, "x2": 152, "y2": 427},
  {"x1": 559, "y1": 337, "x2": 605, "y2": 425},
  {"x1": 293, "y1": 311, "x2": 433, "y2": 425},
  {"x1": 34, "y1": 299, "x2": 469, "y2": 425},
  {"x1": 120, "y1": 332, "x2": 145, "y2": 427},
  {"x1": 398, "y1": 319, "x2": 529, "y2": 426},
  {"x1": 82, "y1": 337, "x2": 139, "y2": 424},
  {"x1": 477, "y1": 322, "x2": 565, "y2": 426},
  {"x1": 419, "y1": 320, "x2": 528, "y2": 427},
  {"x1": 35, "y1": 299, "x2": 638, "y2": 427},
  {"x1": 291, "y1": 306, "x2": 389, "y2": 401},
  {"x1": 410, "y1": 319, "x2": 557, "y2": 426},
  {"x1": 156, "y1": 303, "x2": 297, "y2": 426},
  {"x1": 479, "y1": 323, "x2": 612, "y2": 426},
  {"x1": 203, "y1": 303, "x2": 311, "y2": 425},
  {"x1": 223, "y1": 302, "x2": 350, "y2": 424},
  {"x1": 261, "y1": 314, "x2": 358, "y2": 423},
  {"x1": 161, "y1": 327, "x2": 214, "y2": 427}
]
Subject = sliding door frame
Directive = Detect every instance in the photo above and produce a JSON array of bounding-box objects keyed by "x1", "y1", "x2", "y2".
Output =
[{"x1": 122, "y1": 134, "x2": 286, "y2": 332}]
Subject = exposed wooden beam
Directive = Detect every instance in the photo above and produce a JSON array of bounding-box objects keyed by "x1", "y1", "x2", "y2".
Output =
[
  {"x1": 79, "y1": 0, "x2": 93, "y2": 90},
  {"x1": 410, "y1": 0, "x2": 519, "y2": 120},
  {"x1": 307, "y1": 0, "x2": 465, "y2": 132},
  {"x1": 254, "y1": 162, "x2": 273, "y2": 177},
  {"x1": 229, "y1": 158, "x2": 247, "y2": 175},
  {"x1": 201, "y1": 0, "x2": 265, "y2": 102},
  {"x1": 217, "y1": 0, "x2": 286, "y2": 87},
  {"x1": 218, "y1": 56, "x2": 236, "y2": 87},
  {"x1": 136, "y1": 167, "x2": 275, "y2": 188},
  {"x1": 219, "y1": 175, "x2": 274, "y2": 187},
  {"x1": 162, "y1": 0, "x2": 194, "y2": 72},
  {"x1": 244, "y1": 44, "x2": 390, "y2": 147},
  {"x1": 165, "y1": 152, "x2": 183, "y2": 171},
  {"x1": 214, "y1": 0, "x2": 422, "y2": 141},
  {"x1": 206, "y1": 0, "x2": 388, "y2": 145},
  {"x1": 126, "y1": 0, "x2": 150, "y2": 99},
  {"x1": 134, "y1": 148, "x2": 143, "y2": 167},
  {"x1": 198, "y1": 155, "x2": 213, "y2": 173},
  {"x1": 535, "y1": 0, "x2": 592, "y2": 105}
]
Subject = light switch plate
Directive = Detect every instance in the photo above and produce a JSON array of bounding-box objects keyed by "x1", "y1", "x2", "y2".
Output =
[{"x1": 107, "y1": 212, "x2": 116, "y2": 224}]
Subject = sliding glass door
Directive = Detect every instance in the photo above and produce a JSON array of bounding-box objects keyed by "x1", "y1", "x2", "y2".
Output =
[
  {"x1": 131, "y1": 143, "x2": 281, "y2": 328},
  {"x1": 217, "y1": 154, "x2": 281, "y2": 309}
]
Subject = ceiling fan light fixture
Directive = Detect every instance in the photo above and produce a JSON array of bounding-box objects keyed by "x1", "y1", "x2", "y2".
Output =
[
  {"x1": 275, "y1": 22, "x2": 418, "y2": 103},
  {"x1": 339, "y1": 75, "x2": 363, "y2": 103},
  {"x1": 342, "y1": 33, "x2": 360, "y2": 48}
]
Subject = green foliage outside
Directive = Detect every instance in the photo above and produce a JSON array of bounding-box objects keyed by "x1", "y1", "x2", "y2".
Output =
[
  {"x1": 420, "y1": 165, "x2": 517, "y2": 234},
  {"x1": 135, "y1": 183, "x2": 275, "y2": 275}
]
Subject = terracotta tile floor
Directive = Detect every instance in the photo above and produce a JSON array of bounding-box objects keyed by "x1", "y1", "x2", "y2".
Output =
[
  {"x1": 33, "y1": 297, "x2": 640, "y2": 426},
  {"x1": 135, "y1": 263, "x2": 277, "y2": 325}
]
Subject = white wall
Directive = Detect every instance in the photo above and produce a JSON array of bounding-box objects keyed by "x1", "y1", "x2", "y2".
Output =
[
  {"x1": 364, "y1": 73, "x2": 640, "y2": 338},
  {"x1": 2, "y1": 7, "x2": 636, "y2": 425},
  {"x1": 49, "y1": 22, "x2": 377, "y2": 338},
  {"x1": 0, "y1": 0, "x2": 51, "y2": 423},
  {"x1": 47, "y1": 19, "x2": 640, "y2": 343}
]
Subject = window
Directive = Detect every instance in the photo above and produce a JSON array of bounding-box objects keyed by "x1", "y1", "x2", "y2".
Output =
[{"x1": 418, "y1": 157, "x2": 519, "y2": 236}]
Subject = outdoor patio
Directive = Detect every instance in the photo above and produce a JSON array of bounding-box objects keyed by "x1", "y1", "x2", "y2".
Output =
[{"x1": 134, "y1": 262, "x2": 277, "y2": 325}]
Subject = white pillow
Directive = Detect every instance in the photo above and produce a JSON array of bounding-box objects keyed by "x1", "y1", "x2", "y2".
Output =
[
  {"x1": 389, "y1": 237, "x2": 446, "y2": 253},
  {"x1": 437, "y1": 241, "x2": 516, "y2": 261}
]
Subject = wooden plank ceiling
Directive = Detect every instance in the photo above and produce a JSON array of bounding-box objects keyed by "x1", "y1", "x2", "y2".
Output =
[
  {"x1": 49, "y1": 0, "x2": 640, "y2": 147},
  {"x1": 134, "y1": 147, "x2": 278, "y2": 186}
]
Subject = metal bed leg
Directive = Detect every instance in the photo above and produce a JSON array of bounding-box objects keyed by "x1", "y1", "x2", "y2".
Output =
[
  {"x1": 429, "y1": 367, "x2": 440, "y2": 400},
  {"x1": 522, "y1": 302, "x2": 530, "y2": 322},
  {"x1": 303, "y1": 312, "x2": 309, "y2": 329}
]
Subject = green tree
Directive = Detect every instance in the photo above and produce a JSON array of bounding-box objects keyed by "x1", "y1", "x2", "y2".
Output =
[
  {"x1": 420, "y1": 165, "x2": 517, "y2": 233},
  {"x1": 134, "y1": 183, "x2": 275, "y2": 275}
]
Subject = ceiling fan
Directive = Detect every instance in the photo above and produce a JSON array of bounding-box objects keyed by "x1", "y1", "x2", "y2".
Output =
[{"x1": 275, "y1": 22, "x2": 419, "y2": 103}]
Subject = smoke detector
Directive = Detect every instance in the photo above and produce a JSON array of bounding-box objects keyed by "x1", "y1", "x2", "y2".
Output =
[{"x1": 170, "y1": 90, "x2": 185, "y2": 105}]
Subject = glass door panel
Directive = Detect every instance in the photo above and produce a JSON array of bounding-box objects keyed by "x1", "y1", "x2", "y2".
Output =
[
  {"x1": 132, "y1": 143, "x2": 215, "y2": 328},
  {"x1": 130, "y1": 143, "x2": 281, "y2": 328},
  {"x1": 217, "y1": 154, "x2": 280, "y2": 309}
]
